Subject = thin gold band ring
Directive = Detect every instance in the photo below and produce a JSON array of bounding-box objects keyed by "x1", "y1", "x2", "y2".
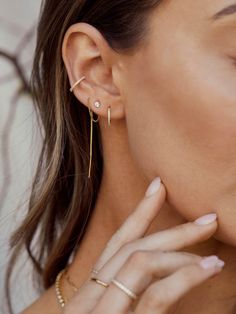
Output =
[
  {"x1": 90, "y1": 277, "x2": 109, "y2": 288},
  {"x1": 111, "y1": 278, "x2": 138, "y2": 300}
]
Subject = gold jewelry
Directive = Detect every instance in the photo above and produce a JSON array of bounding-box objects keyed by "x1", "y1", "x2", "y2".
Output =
[
  {"x1": 64, "y1": 268, "x2": 79, "y2": 292},
  {"x1": 94, "y1": 100, "x2": 102, "y2": 108},
  {"x1": 70, "y1": 76, "x2": 86, "y2": 92},
  {"x1": 111, "y1": 278, "x2": 138, "y2": 300},
  {"x1": 55, "y1": 267, "x2": 109, "y2": 309},
  {"x1": 90, "y1": 276, "x2": 109, "y2": 288},
  {"x1": 64, "y1": 268, "x2": 108, "y2": 292},
  {"x1": 88, "y1": 96, "x2": 100, "y2": 178},
  {"x1": 70, "y1": 76, "x2": 112, "y2": 178},
  {"x1": 108, "y1": 106, "x2": 111, "y2": 126},
  {"x1": 55, "y1": 269, "x2": 67, "y2": 308}
]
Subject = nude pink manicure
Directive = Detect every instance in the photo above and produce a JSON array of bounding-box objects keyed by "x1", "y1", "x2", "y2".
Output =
[
  {"x1": 145, "y1": 177, "x2": 161, "y2": 197},
  {"x1": 200, "y1": 255, "x2": 224, "y2": 269},
  {"x1": 194, "y1": 213, "x2": 217, "y2": 225}
]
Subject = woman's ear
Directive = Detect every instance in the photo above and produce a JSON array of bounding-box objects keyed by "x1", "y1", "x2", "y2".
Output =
[{"x1": 62, "y1": 22, "x2": 125, "y2": 121}]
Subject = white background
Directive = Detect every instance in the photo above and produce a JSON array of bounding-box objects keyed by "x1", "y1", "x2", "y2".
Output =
[{"x1": 0, "y1": 1, "x2": 42, "y2": 313}]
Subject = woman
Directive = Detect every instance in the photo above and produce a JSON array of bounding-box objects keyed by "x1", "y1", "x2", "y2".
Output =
[{"x1": 5, "y1": 0, "x2": 236, "y2": 313}]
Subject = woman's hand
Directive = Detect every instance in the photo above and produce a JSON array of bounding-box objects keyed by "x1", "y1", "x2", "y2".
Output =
[{"x1": 62, "y1": 177, "x2": 224, "y2": 314}]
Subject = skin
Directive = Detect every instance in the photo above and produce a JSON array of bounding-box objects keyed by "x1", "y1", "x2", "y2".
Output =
[{"x1": 21, "y1": 0, "x2": 236, "y2": 313}]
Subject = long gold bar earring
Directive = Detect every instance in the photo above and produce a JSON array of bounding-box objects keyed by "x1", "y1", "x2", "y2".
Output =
[
  {"x1": 108, "y1": 106, "x2": 111, "y2": 126},
  {"x1": 88, "y1": 96, "x2": 100, "y2": 178}
]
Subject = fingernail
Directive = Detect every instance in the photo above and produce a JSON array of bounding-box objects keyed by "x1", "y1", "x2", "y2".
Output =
[
  {"x1": 194, "y1": 213, "x2": 217, "y2": 225},
  {"x1": 200, "y1": 255, "x2": 223, "y2": 269},
  {"x1": 145, "y1": 177, "x2": 161, "y2": 197},
  {"x1": 216, "y1": 260, "x2": 225, "y2": 268}
]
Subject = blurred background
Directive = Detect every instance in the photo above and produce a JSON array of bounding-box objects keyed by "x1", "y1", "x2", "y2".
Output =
[{"x1": 0, "y1": 1, "x2": 42, "y2": 312}]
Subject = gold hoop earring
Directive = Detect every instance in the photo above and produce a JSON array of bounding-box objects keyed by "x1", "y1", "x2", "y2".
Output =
[
  {"x1": 108, "y1": 106, "x2": 111, "y2": 127},
  {"x1": 88, "y1": 96, "x2": 100, "y2": 178},
  {"x1": 70, "y1": 76, "x2": 86, "y2": 92}
]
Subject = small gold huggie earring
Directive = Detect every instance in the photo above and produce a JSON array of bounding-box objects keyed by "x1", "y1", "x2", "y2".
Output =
[{"x1": 87, "y1": 96, "x2": 100, "y2": 178}]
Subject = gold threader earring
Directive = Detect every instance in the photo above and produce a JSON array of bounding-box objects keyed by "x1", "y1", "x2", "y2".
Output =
[
  {"x1": 70, "y1": 76, "x2": 112, "y2": 178},
  {"x1": 87, "y1": 96, "x2": 100, "y2": 178}
]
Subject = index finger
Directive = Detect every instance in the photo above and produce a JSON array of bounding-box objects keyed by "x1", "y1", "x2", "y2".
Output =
[{"x1": 93, "y1": 177, "x2": 165, "y2": 271}]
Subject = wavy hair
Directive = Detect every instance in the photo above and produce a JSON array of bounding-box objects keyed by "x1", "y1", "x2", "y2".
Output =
[{"x1": 4, "y1": 0, "x2": 162, "y2": 313}]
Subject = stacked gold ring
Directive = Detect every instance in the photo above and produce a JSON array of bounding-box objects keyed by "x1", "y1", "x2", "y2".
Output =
[
  {"x1": 90, "y1": 277, "x2": 110, "y2": 288},
  {"x1": 111, "y1": 278, "x2": 138, "y2": 300}
]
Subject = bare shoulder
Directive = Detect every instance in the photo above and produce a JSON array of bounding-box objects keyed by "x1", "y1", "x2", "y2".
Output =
[{"x1": 20, "y1": 284, "x2": 60, "y2": 314}]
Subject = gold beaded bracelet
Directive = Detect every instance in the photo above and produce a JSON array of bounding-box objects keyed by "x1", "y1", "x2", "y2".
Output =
[
  {"x1": 55, "y1": 268, "x2": 67, "y2": 308},
  {"x1": 55, "y1": 267, "x2": 100, "y2": 308}
]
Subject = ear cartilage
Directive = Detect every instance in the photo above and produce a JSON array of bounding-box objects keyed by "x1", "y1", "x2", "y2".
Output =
[{"x1": 70, "y1": 76, "x2": 86, "y2": 92}]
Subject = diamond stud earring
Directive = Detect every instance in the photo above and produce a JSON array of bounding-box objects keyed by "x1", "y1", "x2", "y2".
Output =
[{"x1": 94, "y1": 101, "x2": 102, "y2": 108}]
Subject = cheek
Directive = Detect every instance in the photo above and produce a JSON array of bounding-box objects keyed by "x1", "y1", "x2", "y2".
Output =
[
  {"x1": 125, "y1": 43, "x2": 236, "y2": 246},
  {"x1": 156, "y1": 64, "x2": 236, "y2": 246}
]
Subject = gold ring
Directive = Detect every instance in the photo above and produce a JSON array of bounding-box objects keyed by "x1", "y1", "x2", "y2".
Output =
[
  {"x1": 111, "y1": 278, "x2": 138, "y2": 300},
  {"x1": 91, "y1": 277, "x2": 109, "y2": 288}
]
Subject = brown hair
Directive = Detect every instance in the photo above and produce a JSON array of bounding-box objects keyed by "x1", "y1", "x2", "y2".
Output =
[{"x1": 4, "y1": 0, "x2": 162, "y2": 312}]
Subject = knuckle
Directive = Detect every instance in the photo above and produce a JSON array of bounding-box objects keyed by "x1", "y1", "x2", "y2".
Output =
[
  {"x1": 119, "y1": 241, "x2": 135, "y2": 256},
  {"x1": 127, "y1": 250, "x2": 150, "y2": 269}
]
